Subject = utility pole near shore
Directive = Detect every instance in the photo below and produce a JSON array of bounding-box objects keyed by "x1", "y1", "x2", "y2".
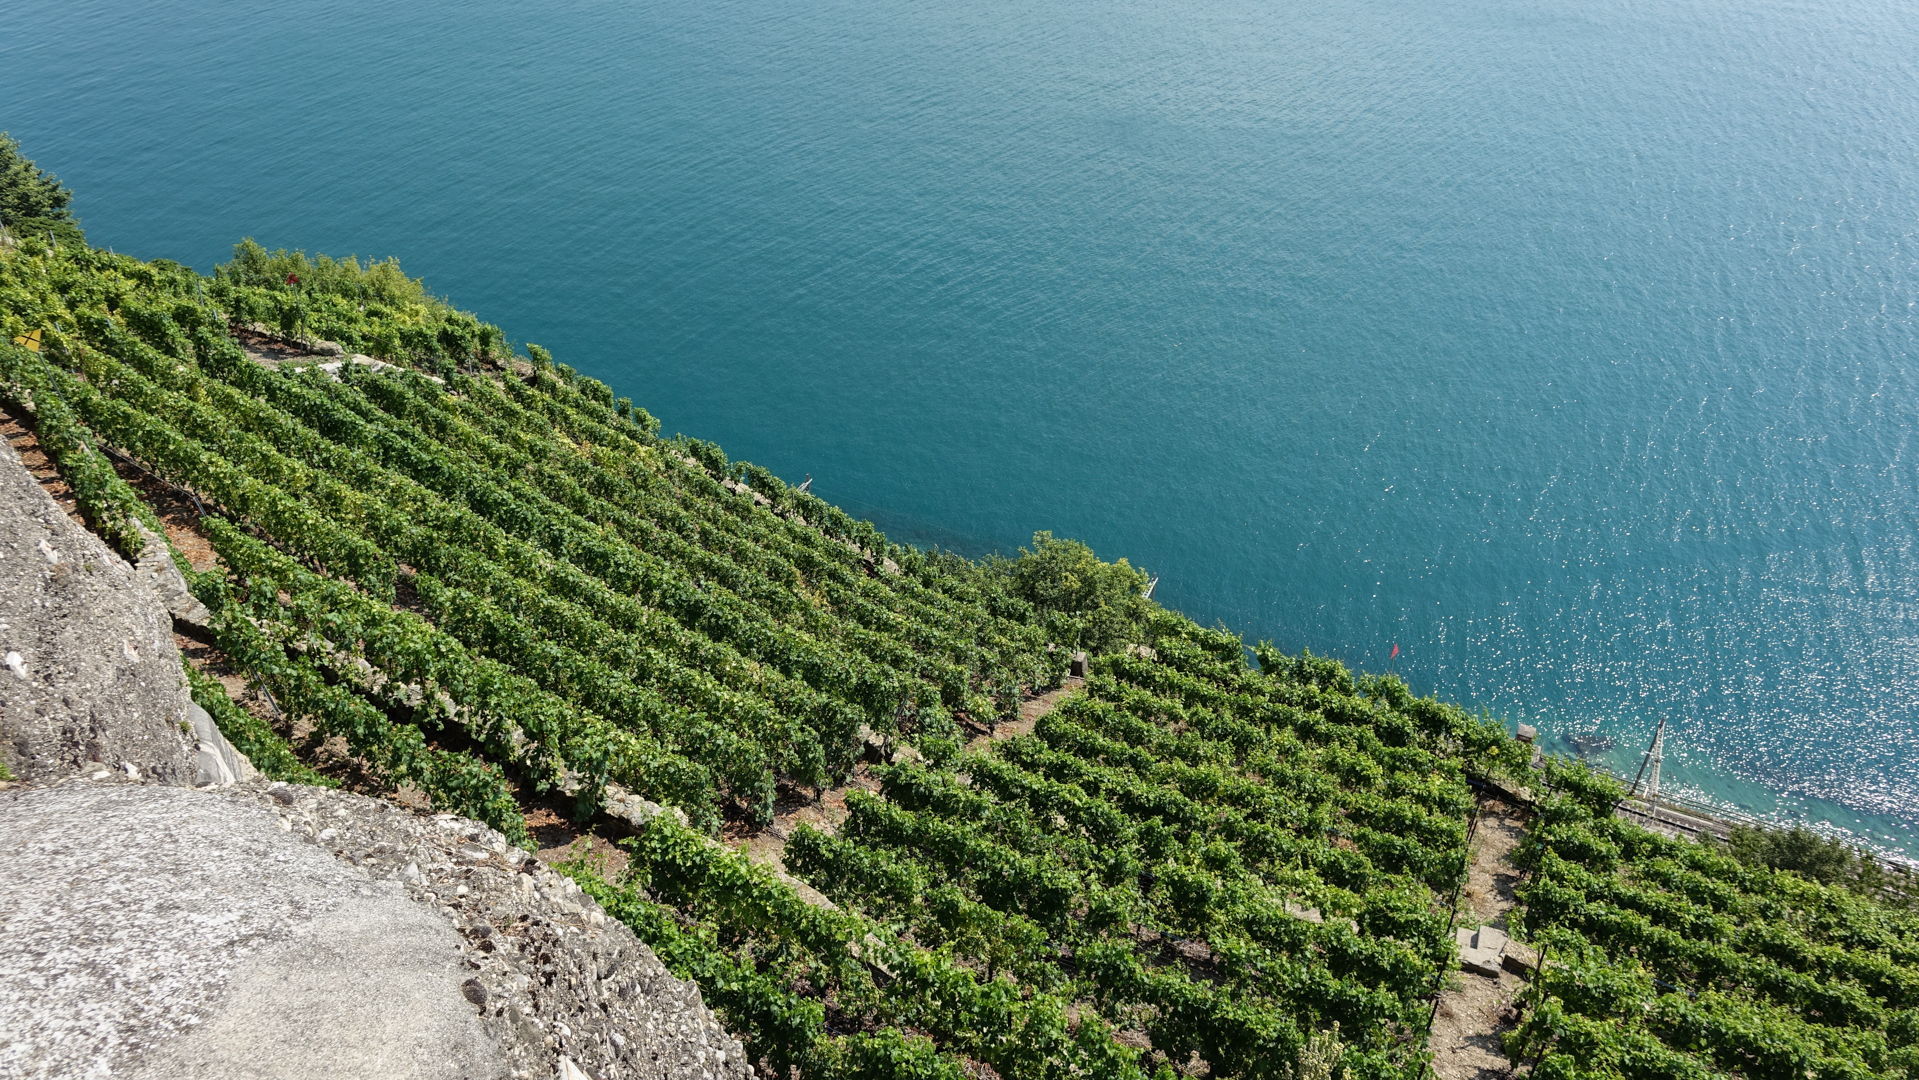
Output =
[{"x1": 1629, "y1": 716, "x2": 1667, "y2": 819}]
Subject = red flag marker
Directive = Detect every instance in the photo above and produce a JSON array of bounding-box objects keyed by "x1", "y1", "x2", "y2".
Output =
[{"x1": 1390, "y1": 643, "x2": 1399, "y2": 660}]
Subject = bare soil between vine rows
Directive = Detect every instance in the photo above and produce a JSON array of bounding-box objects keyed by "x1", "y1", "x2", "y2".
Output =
[
  {"x1": 727, "y1": 677, "x2": 1088, "y2": 906},
  {"x1": 1429, "y1": 798, "x2": 1531, "y2": 1080}
]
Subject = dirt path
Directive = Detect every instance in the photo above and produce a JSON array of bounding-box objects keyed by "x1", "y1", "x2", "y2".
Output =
[
  {"x1": 964, "y1": 676, "x2": 1083, "y2": 753},
  {"x1": 728, "y1": 677, "x2": 1087, "y2": 904},
  {"x1": 1429, "y1": 798, "x2": 1531, "y2": 1080}
]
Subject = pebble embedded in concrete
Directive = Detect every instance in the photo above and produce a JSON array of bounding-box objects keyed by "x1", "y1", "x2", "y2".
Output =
[{"x1": 0, "y1": 779, "x2": 755, "y2": 1080}]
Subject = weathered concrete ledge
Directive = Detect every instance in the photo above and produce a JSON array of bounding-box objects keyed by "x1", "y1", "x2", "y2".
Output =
[
  {"x1": 0, "y1": 430, "x2": 202, "y2": 785},
  {"x1": 0, "y1": 775, "x2": 752, "y2": 1080}
]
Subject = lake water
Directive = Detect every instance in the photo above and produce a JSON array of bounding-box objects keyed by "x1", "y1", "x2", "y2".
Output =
[{"x1": 6, "y1": 0, "x2": 1918, "y2": 855}]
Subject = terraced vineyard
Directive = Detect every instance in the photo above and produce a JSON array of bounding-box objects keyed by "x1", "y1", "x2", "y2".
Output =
[
  {"x1": 1, "y1": 235, "x2": 1524, "y2": 1079},
  {"x1": 2, "y1": 240, "x2": 1066, "y2": 836},
  {"x1": 1509, "y1": 763, "x2": 1919, "y2": 1080},
  {"x1": 583, "y1": 644, "x2": 1526, "y2": 1080},
  {"x1": 10, "y1": 229, "x2": 1912, "y2": 1080}
]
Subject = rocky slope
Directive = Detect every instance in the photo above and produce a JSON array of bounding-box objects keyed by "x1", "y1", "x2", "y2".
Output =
[
  {"x1": 0, "y1": 430, "x2": 203, "y2": 785},
  {"x1": 0, "y1": 426, "x2": 751, "y2": 1080}
]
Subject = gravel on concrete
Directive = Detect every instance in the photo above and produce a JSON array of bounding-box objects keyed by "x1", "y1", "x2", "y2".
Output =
[
  {"x1": 0, "y1": 777, "x2": 754, "y2": 1080},
  {"x1": 0, "y1": 779, "x2": 498, "y2": 1080},
  {"x1": 244, "y1": 780, "x2": 754, "y2": 1080},
  {"x1": 128, "y1": 890, "x2": 503, "y2": 1080}
]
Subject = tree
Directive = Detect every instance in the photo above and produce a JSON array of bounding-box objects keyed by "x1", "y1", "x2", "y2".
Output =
[
  {"x1": 1726, "y1": 824, "x2": 1857, "y2": 885},
  {"x1": 1000, "y1": 531, "x2": 1152, "y2": 653},
  {"x1": 0, "y1": 133, "x2": 84, "y2": 246}
]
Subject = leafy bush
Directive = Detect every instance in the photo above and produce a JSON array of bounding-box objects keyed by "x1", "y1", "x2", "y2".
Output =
[
  {"x1": 1540, "y1": 756, "x2": 1625, "y2": 816},
  {"x1": 1256, "y1": 643, "x2": 1355, "y2": 694},
  {"x1": 834, "y1": 1030, "x2": 963, "y2": 1080},
  {"x1": 216, "y1": 238, "x2": 435, "y2": 309},
  {"x1": 210, "y1": 239, "x2": 504, "y2": 364},
  {"x1": 995, "y1": 531, "x2": 1152, "y2": 653},
  {"x1": 1726, "y1": 823, "x2": 1860, "y2": 886}
]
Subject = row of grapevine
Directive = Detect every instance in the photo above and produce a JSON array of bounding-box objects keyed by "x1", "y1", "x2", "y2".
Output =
[
  {"x1": 568, "y1": 813, "x2": 1150, "y2": 1080},
  {"x1": 211, "y1": 247, "x2": 1053, "y2": 683},
  {"x1": 1507, "y1": 762, "x2": 1919, "y2": 1080},
  {"x1": 357, "y1": 366, "x2": 1041, "y2": 684}
]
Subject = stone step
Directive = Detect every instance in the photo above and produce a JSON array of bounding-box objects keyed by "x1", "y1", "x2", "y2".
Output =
[{"x1": 1455, "y1": 924, "x2": 1509, "y2": 978}]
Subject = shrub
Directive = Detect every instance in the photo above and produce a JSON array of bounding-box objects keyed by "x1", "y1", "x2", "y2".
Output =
[
  {"x1": 1726, "y1": 824, "x2": 1858, "y2": 886},
  {"x1": 995, "y1": 531, "x2": 1151, "y2": 653}
]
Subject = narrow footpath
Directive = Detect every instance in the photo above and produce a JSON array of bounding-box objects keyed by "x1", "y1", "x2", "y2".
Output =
[
  {"x1": 1429, "y1": 797, "x2": 1532, "y2": 1080},
  {"x1": 732, "y1": 677, "x2": 1086, "y2": 904}
]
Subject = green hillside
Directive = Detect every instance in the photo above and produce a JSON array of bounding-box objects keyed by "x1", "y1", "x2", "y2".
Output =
[
  {"x1": 4, "y1": 212, "x2": 1914, "y2": 1080},
  {"x1": 1510, "y1": 763, "x2": 1919, "y2": 1080}
]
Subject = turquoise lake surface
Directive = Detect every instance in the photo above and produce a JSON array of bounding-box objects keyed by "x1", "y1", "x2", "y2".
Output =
[{"x1": 5, "y1": 0, "x2": 1917, "y2": 854}]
